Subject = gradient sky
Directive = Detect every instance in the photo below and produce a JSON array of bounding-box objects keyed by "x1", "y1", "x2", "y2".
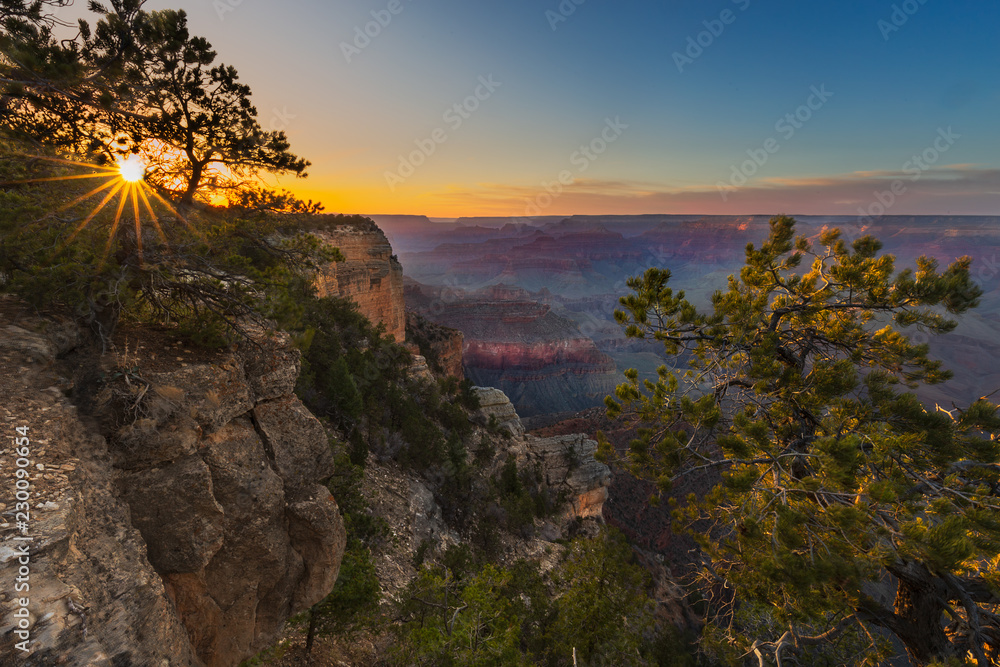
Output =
[{"x1": 67, "y1": 0, "x2": 1000, "y2": 217}]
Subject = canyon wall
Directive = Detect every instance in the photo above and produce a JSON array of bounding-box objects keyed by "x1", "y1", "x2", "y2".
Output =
[
  {"x1": 312, "y1": 217, "x2": 406, "y2": 343},
  {"x1": 0, "y1": 303, "x2": 345, "y2": 667},
  {"x1": 471, "y1": 388, "x2": 611, "y2": 527},
  {"x1": 407, "y1": 284, "x2": 620, "y2": 417},
  {"x1": 405, "y1": 312, "x2": 464, "y2": 379}
]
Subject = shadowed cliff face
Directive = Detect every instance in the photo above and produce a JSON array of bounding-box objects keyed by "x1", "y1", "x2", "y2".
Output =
[
  {"x1": 405, "y1": 312, "x2": 464, "y2": 379},
  {"x1": 0, "y1": 301, "x2": 345, "y2": 667},
  {"x1": 471, "y1": 387, "x2": 611, "y2": 527},
  {"x1": 407, "y1": 284, "x2": 621, "y2": 417},
  {"x1": 533, "y1": 407, "x2": 717, "y2": 578},
  {"x1": 312, "y1": 218, "x2": 406, "y2": 343}
]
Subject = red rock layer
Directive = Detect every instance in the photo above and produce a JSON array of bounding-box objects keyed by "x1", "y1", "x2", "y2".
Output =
[{"x1": 464, "y1": 339, "x2": 614, "y2": 373}]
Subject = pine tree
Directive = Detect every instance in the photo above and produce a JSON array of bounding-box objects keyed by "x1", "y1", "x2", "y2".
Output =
[
  {"x1": 119, "y1": 9, "x2": 309, "y2": 204},
  {"x1": 2, "y1": 2, "x2": 308, "y2": 205},
  {"x1": 1, "y1": 2, "x2": 325, "y2": 341},
  {"x1": 602, "y1": 216, "x2": 1000, "y2": 665}
]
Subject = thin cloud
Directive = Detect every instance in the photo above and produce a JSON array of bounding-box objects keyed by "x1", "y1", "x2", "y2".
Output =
[{"x1": 428, "y1": 166, "x2": 1000, "y2": 216}]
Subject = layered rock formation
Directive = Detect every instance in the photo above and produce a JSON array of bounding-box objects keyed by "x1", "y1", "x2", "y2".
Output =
[
  {"x1": 535, "y1": 406, "x2": 718, "y2": 576},
  {"x1": 521, "y1": 433, "x2": 610, "y2": 520},
  {"x1": 312, "y1": 217, "x2": 406, "y2": 342},
  {"x1": 471, "y1": 387, "x2": 611, "y2": 527},
  {"x1": 471, "y1": 386, "x2": 525, "y2": 439},
  {"x1": 405, "y1": 312, "x2": 464, "y2": 379},
  {"x1": 0, "y1": 302, "x2": 345, "y2": 667},
  {"x1": 408, "y1": 284, "x2": 620, "y2": 417}
]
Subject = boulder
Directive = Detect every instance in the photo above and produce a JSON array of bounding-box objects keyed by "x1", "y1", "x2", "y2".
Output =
[
  {"x1": 522, "y1": 433, "x2": 611, "y2": 520},
  {"x1": 0, "y1": 304, "x2": 347, "y2": 667},
  {"x1": 472, "y1": 386, "x2": 525, "y2": 438},
  {"x1": 252, "y1": 396, "x2": 336, "y2": 494}
]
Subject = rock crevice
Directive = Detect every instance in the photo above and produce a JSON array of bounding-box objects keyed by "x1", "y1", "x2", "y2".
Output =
[{"x1": 0, "y1": 305, "x2": 345, "y2": 667}]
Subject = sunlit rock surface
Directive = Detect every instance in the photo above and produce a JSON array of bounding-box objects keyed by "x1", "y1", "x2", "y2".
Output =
[
  {"x1": 0, "y1": 301, "x2": 345, "y2": 667},
  {"x1": 312, "y1": 217, "x2": 406, "y2": 343}
]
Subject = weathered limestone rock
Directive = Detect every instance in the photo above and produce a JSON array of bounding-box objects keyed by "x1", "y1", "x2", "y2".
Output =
[
  {"x1": 407, "y1": 353, "x2": 434, "y2": 382},
  {"x1": 0, "y1": 323, "x2": 59, "y2": 362},
  {"x1": 522, "y1": 433, "x2": 611, "y2": 520},
  {"x1": 0, "y1": 300, "x2": 346, "y2": 667},
  {"x1": 287, "y1": 488, "x2": 347, "y2": 607},
  {"x1": 235, "y1": 328, "x2": 301, "y2": 401},
  {"x1": 143, "y1": 357, "x2": 253, "y2": 435},
  {"x1": 408, "y1": 479, "x2": 460, "y2": 552},
  {"x1": 120, "y1": 456, "x2": 226, "y2": 573},
  {"x1": 472, "y1": 386, "x2": 525, "y2": 438},
  {"x1": 253, "y1": 396, "x2": 336, "y2": 495},
  {"x1": 471, "y1": 386, "x2": 610, "y2": 526},
  {"x1": 120, "y1": 350, "x2": 345, "y2": 667},
  {"x1": 113, "y1": 410, "x2": 201, "y2": 470},
  {"x1": 0, "y1": 302, "x2": 198, "y2": 666},
  {"x1": 311, "y1": 218, "x2": 406, "y2": 343}
]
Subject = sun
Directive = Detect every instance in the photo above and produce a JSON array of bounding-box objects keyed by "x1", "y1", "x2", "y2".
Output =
[
  {"x1": 117, "y1": 154, "x2": 146, "y2": 183},
  {"x1": 0, "y1": 150, "x2": 204, "y2": 269}
]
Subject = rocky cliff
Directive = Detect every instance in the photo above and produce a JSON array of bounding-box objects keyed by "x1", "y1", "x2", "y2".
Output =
[
  {"x1": 533, "y1": 406, "x2": 719, "y2": 577},
  {"x1": 0, "y1": 301, "x2": 345, "y2": 667},
  {"x1": 312, "y1": 217, "x2": 406, "y2": 343},
  {"x1": 405, "y1": 312, "x2": 464, "y2": 379},
  {"x1": 471, "y1": 387, "x2": 611, "y2": 526}
]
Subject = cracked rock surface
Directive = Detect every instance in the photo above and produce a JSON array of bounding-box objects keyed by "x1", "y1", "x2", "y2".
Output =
[{"x1": 0, "y1": 298, "x2": 345, "y2": 667}]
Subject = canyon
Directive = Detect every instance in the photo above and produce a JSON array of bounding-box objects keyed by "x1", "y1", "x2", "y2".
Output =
[
  {"x1": 405, "y1": 283, "x2": 620, "y2": 418},
  {"x1": 374, "y1": 213, "x2": 1000, "y2": 415},
  {"x1": 0, "y1": 217, "x2": 618, "y2": 665},
  {"x1": 4, "y1": 211, "x2": 997, "y2": 664}
]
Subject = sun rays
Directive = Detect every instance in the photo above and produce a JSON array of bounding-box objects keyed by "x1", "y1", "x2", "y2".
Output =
[
  {"x1": 1, "y1": 151, "x2": 203, "y2": 268},
  {"x1": 117, "y1": 154, "x2": 146, "y2": 183}
]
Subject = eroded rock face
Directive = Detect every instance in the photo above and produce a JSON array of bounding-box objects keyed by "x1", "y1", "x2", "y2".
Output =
[
  {"x1": 471, "y1": 387, "x2": 610, "y2": 526},
  {"x1": 104, "y1": 333, "x2": 344, "y2": 667},
  {"x1": 311, "y1": 218, "x2": 406, "y2": 343},
  {"x1": 0, "y1": 302, "x2": 345, "y2": 667},
  {"x1": 0, "y1": 303, "x2": 199, "y2": 666},
  {"x1": 521, "y1": 433, "x2": 611, "y2": 521},
  {"x1": 120, "y1": 456, "x2": 226, "y2": 573},
  {"x1": 471, "y1": 386, "x2": 525, "y2": 439},
  {"x1": 408, "y1": 284, "x2": 620, "y2": 417},
  {"x1": 406, "y1": 312, "x2": 464, "y2": 379}
]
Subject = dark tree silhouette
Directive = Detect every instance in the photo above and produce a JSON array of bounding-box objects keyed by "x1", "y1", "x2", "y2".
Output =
[{"x1": 117, "y1": 9, "x2": 309, "y2": 204}]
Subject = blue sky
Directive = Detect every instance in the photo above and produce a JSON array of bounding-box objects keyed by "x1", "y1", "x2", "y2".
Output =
[{"x1": 68, "y1": 0, "x2": 1000, "y2": 216}]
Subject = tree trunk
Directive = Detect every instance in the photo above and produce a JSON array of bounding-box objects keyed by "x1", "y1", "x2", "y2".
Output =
[
  {"x1": 889, "y1": 562, "x2": 959, "y2": 666},
  {"x1": 182, "y1": 162, "x2": 203, "y2": 205},
  {"x1": 305, "y1": 606, "x2": 318, "y2": 655}
]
